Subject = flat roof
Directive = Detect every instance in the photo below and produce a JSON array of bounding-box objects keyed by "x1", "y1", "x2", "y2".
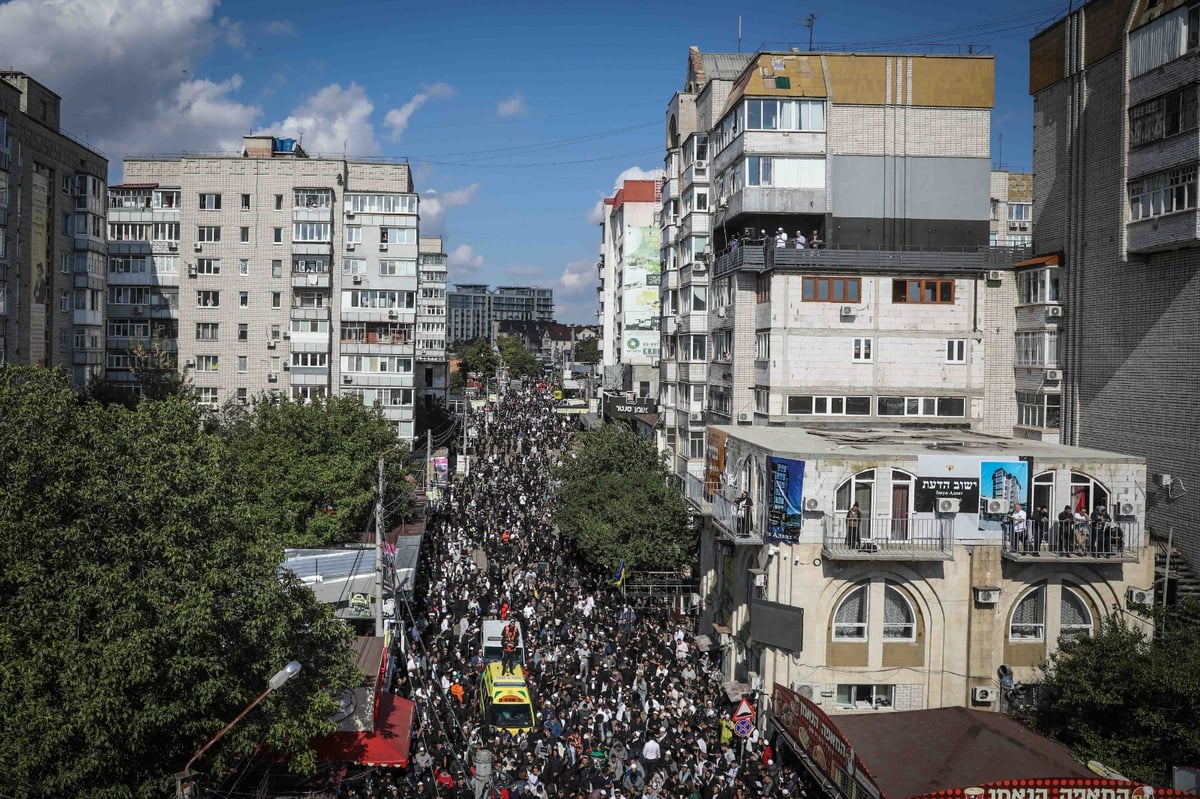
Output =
[
  {"x1": 714, "y1": 425, "x2": 1143, "y2": 465},
  {"x1": 834, "y1": 707, "x2": 1092, "y2": 799}
]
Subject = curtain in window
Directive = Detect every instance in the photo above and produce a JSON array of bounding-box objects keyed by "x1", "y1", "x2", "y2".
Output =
[
  {"x1": 883, "y1": 587, "x2": 914, "y2": 639},
  {"x1": 1130, "y1": 7, "x2": 1188, "y2": 78}
]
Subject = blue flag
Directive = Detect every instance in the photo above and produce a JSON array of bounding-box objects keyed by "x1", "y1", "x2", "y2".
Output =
[{"x1": 611, "y1": 560, "x2": 625, "y2": 587}]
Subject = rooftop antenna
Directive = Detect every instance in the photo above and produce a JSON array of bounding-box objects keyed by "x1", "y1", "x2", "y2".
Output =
[
  {"x1": 803, "y1": 13, "x2": 817, "y2": 51},
  {"x1": 738, "y1": 16, "x2": 743, "y2": 53}
]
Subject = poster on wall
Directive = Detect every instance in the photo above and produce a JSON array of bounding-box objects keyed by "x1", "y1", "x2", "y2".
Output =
[
  {"x1": 766, "y1": 457, "x2": 805, "y2": 544},
  {"x1": 978, "y1": 459, "x2": 1030, "y2": 532},
  {"x1": 620, "y1": 225, "x2": 661, "y2": 364},
  {"x1": 705, "y1": 428, "x2": 729, "y2": 499},
  {"x1": 914, "y1": 454, "x2": 981, "y2": 513}
]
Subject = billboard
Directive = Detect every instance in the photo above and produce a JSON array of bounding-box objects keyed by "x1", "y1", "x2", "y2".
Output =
[
  {"x1": 766, "y1": 457, "x2": 805, "y2": 544},
  {"x1": 979, "y1": 459, "x2": 1030, "y2": 532},
  {"x1": 772, "y1": 683, "x2": 882, "y2": 799},
  {"x1": 620, "y1": 225, "x2": 661, "y2": 364},
  {"x1": 908, "y1": 778, "x2": 1193, "y2": 799}
]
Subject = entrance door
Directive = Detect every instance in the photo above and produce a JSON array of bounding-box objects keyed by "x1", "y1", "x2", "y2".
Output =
[{"x1": 891, "y1": 484, "x2": 910, "y2": 541}]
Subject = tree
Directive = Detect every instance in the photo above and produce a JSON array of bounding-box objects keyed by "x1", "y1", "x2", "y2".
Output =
[
  {"x1": 497, "y1": 334, "x2": 544, "y2": 379},
  {"x1": 1027, "y1": 601, "x2": 1200, "y2": 785},
  {"x1": 573, "y1": 337, "x2": 601, "y2": 365},
  {"x1": 552, "y1": 423, "x2": 693, "y2": 571},
  {"x1": 451, "y1": 337, "x2": 502, "y2": 394},
  {"x1": 0, "y1": 367, "x2": 360, "y2": 798}
]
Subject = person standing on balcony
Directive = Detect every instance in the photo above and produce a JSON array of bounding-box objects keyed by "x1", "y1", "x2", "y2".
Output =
[
  {"x1": 734, "y1": 490, "x2": 752, "y2": 536},
  {"x1": 846, "y1": 502, "x2": 862, "y2": 549},
  {"x1": 794, "y1": 230, "x2": 807, "y2": 249},
  {"x1": 1011, "y1": 503, "x2": 1029, "y2": 553}
]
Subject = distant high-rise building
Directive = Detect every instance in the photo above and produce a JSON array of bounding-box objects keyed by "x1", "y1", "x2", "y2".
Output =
[
  {"x1": 445, "y1": 283, "x2": 554, "y2": 346},
  {"x1": 0, "y1": 72, "x2": 108, "y2": 387},
  {"x1": 417, "y1": 236, "x2": 449, "y2": 407}
]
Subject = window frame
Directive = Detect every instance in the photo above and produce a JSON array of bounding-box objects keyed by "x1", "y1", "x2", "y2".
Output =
[
  {"x1": 852, "y1": 337, "x2": 873, "y2": 363},
  {"x1": 832, "y1": 584, "x2": 869, "y2": 640},
  {"x1": 1009, "y1": 586, "x2": 1046, "y2": 642},
  {"x1": 882, "y1": 584, "x2": 916, "y2": 642},
  {"x1": 802, "y1": 276, "x2": 861, "y2": 303},
  {"x1": 892, "y1": 278, "x2": 955, "y2": 305},
  {"x1": 946, "y1": 339, "x2": 967, "y2": 364}
]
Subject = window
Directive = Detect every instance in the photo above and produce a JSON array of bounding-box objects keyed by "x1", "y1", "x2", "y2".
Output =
[
  {"x1": 1128, "y1": 164, "x2": 1198, "y2": 220},
  {"x1": 688, "y1": 431, "x2": 705, "y2": 459},
  {"x1": 883, "y1": 585, "x2": 916, "y2": 640},
  {"x1": 754, "y1": 386, "x2": 768, "y2": 413},
  {"x1": 238, "y1": 323, "x2": 248, "y2": 341},
  {"x1": 273, "y1": 227, "x2": 283, "y2": 244},
  {"x1": 1008, "y1": 203, "x2": 1031, "y2": 222},
  {"x1": 381, "y1": 227, "x2": 417, "y2": 245},
  {"x1": 196, "y1": 258, "x2": 220, "y2": 275},
  {"x1": 1015, "y1": 331, "x2": 1059, "y2": 367},
  {"x1": 293, "y1": 222, "x2": 331, "y2": 242},
  {"x1": 272, "y1": 292, "x2": 281, "y2": 309},
  {"x1": 197, "y1": 387, "x2": 219, "y2": 407},
  {"x1": 835, "y1": 684, "x2": 894, "y2": 709},
  {"x1": 239, "y1": 258, "x2": 249, "y2": 276},
  {"x1": 746, "y1": 155, "x2": 825, "y2": 188},
  {"x1": 238, "y1": 355, "x2": 248, "y2": 373},
  {"x1": 195, "y1": 322, "x2": 219, "y2": 341},
  {"x1": 275, "y1": 194, "x2": 283, "y2": 211},
  {"x1": 270, "y1": 325, "x2": 282, "y2": 341},
  {"x1": 946, "y1": 339, "x2": 966, "y2": 363},
  {"x1": 272, "y1": 260, "x2": 283, "y2": 278},
  {"x1": 755, "y1": 332, "x2": 770, "y2": 361},
  {"x1": 892, "y1": 279, "x2": 954, "y2": 304},
  {"x1": 197, "y1": 226, "x2": 221, "y2": 242},
  {"x1": 239, "y1": 226, "x2": 250, "y2": 243},
  {"x1": 787, "y1": 395, "x2": 871, "y2": 416},
  {"x1": 687, "y1": 335, "x2": 707, "y2": 362},
  {"x1": 1010, "y1": 587, "x2": 1046, "y2": 641},
  {"x1": 755, "y1": 273, "x2": 771, "y2": 304},
  {"x1": 1070, "y1": 473, "x2": 1110, "y2": 517},
  {"x1": 154, "y1": 189, "x2": 181, "y2": 209},
  {"x1": 294, "y1": 189, "x2": 332, "y2": 208},
  {"x1": 196, "y1": 290, "x2": 220, "y2": 308},
  {"x1": 239, "y1": 291, "x2": 249, "y2": 307},
  {"x1": 380, "y1": 259, "x2": 417, "y2": 277},
  {"x1": 1017, "y1": 268, "x2": 1061, "y2": 305},
  {"x1": 109, "y1": 256, "x2": 149, "y2": 274},
  {"x1": 237, "y1": 388, "x2": 248, "y2": 405},
  {"x1": 745, "y1": 98, "x2": 826, "y2": 131},
  {"x1": 833, "y1": 585, "x2": 868, "y2": 640},
  {"x1": 346, "y1": 227, "x2": 362, "y2": 244},
  {"x1": 295, "y1": 291, "x2": 325, "y2": 308},
  {"x1": 108, "y1": 287, "x2": 151, "y2": 305},
  {"x1": 1060, "y1": 587, "x2": 1094, "y2": 642},
  {"x1": 690, "y1": 285, "x2": 707, "y2": 312},
  {"x1": 1017, "y1": 392, "x2": 1061, "y2": 429},
  {"x1": 1130, "y1": 85, "x2": 1200, "y2": 148},
  {"x1": 292, "y1": 352, "x2": 329, "y2": 367},
  {"x1": 877, "y1": 396, "x2": 966, "y2": 417},
  {"x1": 853, "y1": 337, "x2": 873, "y2": 363},
  {"x1": 152, "y1": 222, "x2": 180, "y2": 242},
  {"x1": 199, "y1": 193, "x2": 221, "y2": 210},
  {"x1": 241, "y1": 194, "x2": 251, "y2": 210},
  {"x1": 195, "y1": 355, "x2": 219, "y2": 372},
  {"x1": 343, "y1": 258, "x2": 367, "y2": 275},
  {"x1": 346, "y1": 193, "x2": 418, "y2": 214},
  {"x1": 802, "y1": 276, "x2": 861, "y2": 303}
]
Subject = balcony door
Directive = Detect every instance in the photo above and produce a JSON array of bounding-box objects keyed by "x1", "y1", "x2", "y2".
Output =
[
  {"x1": 836, "y1": 469, "x2": 875, "y2": 541},
  {"x1": 890, "y1": 470, "x2": 913, "y2": 541}
]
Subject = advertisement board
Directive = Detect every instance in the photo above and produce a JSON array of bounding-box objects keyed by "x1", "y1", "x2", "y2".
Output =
[
  {"x1": 978, "y1": 459, "x2": 1030, "y2": 533},
  {"x1": 908, "y1": 778, "x2": 1192, "y2": 799},
  {"x1": 620, "y1": 225, "x2": 661, "y2": 363},
  {"x1": 766, "y1": 457, "x2": 805, "y2": 543},
  {"x1": 773, "y1": 683, "x2": 882, "y2": 799}
]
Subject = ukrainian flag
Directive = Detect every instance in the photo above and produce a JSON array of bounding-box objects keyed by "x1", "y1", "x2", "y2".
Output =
[{"x1": 611, "y1": 560, "x2": 626, "y2": 587}]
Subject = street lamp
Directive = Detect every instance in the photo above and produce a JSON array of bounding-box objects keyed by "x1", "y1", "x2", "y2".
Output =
[{"x1": 175, "y1": 661, "x2": 302, "y2": 798}]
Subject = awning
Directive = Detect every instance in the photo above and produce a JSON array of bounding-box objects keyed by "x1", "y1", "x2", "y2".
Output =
[
  {"x1": 312, "y1": 692, "x2": 415, "y2": 768},
  {"x1": 1014, "y1": 254, "x2": 1061, "y2": 268}
]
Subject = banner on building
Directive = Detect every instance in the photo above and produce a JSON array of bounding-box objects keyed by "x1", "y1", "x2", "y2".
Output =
[
  {"x1": 766, "y1": 457, "x2": 805, "y2": 544},
  {"x1": 620, "y1": 225, "x2": 661, "y2": 363},
  {"x1": 978, "y1": 459, "x2": 1030, "y2": 532},
  {"x1": 908, "y1": 778, "x2": 1192, "y2": 799},
  {"x1": 603, "y1": 394, "x2": 657, "y2": 420},
  {"x1": 772, "y1": 683, "x2": 882, "y2": 799}
]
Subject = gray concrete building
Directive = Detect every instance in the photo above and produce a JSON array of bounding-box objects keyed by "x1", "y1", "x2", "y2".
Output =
[
  {"x1": 108, "y1": 135, "x2": 434, "y2": 439},
  {"x1": 446, "y1": 283, "x2": 554, "y2": 346},
  {"x1": 417, "y1": 236, "x2": 449, "y2": 409},
  {"x1": 0, "y1": 72, "x2": 108, "y2": 387},
  {"x1": 1029, "y1": 0, "x2": 1200, "y2": 581}
]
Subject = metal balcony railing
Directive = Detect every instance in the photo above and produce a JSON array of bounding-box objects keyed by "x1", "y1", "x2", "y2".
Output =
[
  {"x1": 1001, "y1": 519, "x2": 1140, "y2": 562},
  {"x1": 823, "y1": 514, "x2": 954, "y2": 560},
  {"x1": 683, "y1": 473, "x2": 712, "y2": 513},
  {"x1": 713, "y1": 493, "x2": 761, "y2": 543}
]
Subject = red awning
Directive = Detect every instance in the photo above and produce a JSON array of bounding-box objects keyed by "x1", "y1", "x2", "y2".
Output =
[{"x1": 312, "y1": 693, "x2": 415, "y2": 768}]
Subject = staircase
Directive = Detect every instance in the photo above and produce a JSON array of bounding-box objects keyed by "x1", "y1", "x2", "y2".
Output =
[{"x1": 1154, "y1": 535, "x2": 1200, "y2": 604}]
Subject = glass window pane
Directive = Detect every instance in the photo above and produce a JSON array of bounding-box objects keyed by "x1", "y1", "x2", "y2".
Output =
[
  {"x1": 846, "y1": 396, "x2": 871, "y2": 415},
  {"x1": 847, "y1": 280, "x2": 860, "y2": 302}
]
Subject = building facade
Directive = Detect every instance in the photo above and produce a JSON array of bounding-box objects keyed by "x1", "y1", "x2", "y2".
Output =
[
  {"x1": 1029, "y1": 0, "x2": 1200, "y2": 576},
  {"x1": 989, "y1": 170, "x2": 1034, "y2": 248},
  {"x1": 658, "y1": 49, "x2": 1028, "y2": 483},
  {"x1": 0, "y1": 73, "x2": 108, "y2": 388},
  {"x1": 689, "y1": 425, "x2": 1154, "y2": 715},
  {"x1": 416, "y1": 236, "x2": 449, "y2": 408},
  {"x1": 107, "y1": 135, "x2": 432, "y2": 438},
  {"x1": 446, "y1": 283, "x2": 554, "y2": 346}
]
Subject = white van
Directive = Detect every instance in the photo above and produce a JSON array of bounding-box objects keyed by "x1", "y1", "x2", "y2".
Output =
[{"x1": 481, "y1": 619, "x2": 525, "y2": 665}]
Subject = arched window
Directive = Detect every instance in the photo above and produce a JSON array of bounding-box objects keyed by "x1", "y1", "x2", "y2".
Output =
[
  {"x1": 1060, "y1": 587, "x2": 1094, "y2": 642},
  {"x1": 1010, "y1": 586, "x2": 1046, "y2": 641},
  {"x1": 1033, "y1": 471, "x2": 1054, "y2": 514},
  {"x1": 1070, "y1": 473, "x2": 1110, "y2": 516},
  {"x1": 833, "y1": 585, "x2": 868, "y2": 640},
  {"x1": 883, "y1": 584, "x2": 916, "y2": 641},
  {"x1": 835, "y1": 469, "x2": 875, "y2": 513}
]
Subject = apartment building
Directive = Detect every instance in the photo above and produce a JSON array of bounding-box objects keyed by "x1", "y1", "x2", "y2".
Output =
[
  {"x1": 0, "y1": 73, "x2": 108, "y2": 387},
  {"x1": 597, "y1": 177, "x2": 663, "y2": 400},
  {"x1": 990, "y1": 170, "x2": 1034, "y2": 247},
  {"x1": 446, "y1": 283, "x2": 554, "y2": 346},
  {"x1": 691, "y1": 424, "x2": 1154, "y2": 716},
  {"x1": 659, "y1": 48, "x2": 1027, "y2": 482},
  {"x1": 416, "y1": 236, "x2": 449, "y2": 408},
  {"x1": 1029, "y1": 0, "x2": 1200, "y2": 577},
  {"x1": 108, "y1": 135, "x2": 429, "y2": 438}
]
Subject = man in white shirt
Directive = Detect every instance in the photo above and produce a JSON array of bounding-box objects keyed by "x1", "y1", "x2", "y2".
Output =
[
  {"x1": 794, "y1": 230, "x2": 807, "y2": 249},
  {"x1": 1011, "y1": 502, "x2": 1029, "y2": 552}
]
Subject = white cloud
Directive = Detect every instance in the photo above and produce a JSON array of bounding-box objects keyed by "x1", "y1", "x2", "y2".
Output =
[
  {"x1": 262, "y1": 19, "x2": 297, "y2": 35},
  {"x1": 448, "y1": 244, "x2": 485, "y2": 281},
  {"x1": 264, "y1": 83, "x2": 379, "y2": 156},
  {"x1": 586, "y1": 198, "x2": 608, "y2": 226},
  {"x1": 497, "y1": 92, "x2": 527, "y2": 118},
  {"x1": 218, "y1": 16, "x2": 245, "y2": 48},
  {"x1": 151, "y1": 76, "x2": 260, "y2": 153},
  {"x1": 556, "y1": 259, "x2": 600, "y2": 324},
  {"x1": 420, "y1": 183, "x2": 481, "y2": 236},
  {"x1": 383, "y1": 82, "x2": 455, "y2": 142},
  {"x1": 611, "y1": 165, "x2": 665, "y2": 189}
]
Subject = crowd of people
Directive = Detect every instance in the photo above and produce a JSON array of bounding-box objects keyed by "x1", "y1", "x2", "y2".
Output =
[{"x1": 337, "y1": 385, "x2": 816, "y2": 799}]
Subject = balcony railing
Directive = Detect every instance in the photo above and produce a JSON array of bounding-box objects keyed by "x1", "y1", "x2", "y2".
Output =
[
  {"x1": 823, "y1": 514, "x2": 954, "y2": 560},
  {"x1": 712, "y1": 493, "x2": 762, "y2": 544},
  {"x1": 713, "y1": 243, "x2": 1033, "y2": 279},
  {"x1": 1001, "y1": 519, "x2": 1141, "y2": 563},
  {"x1": 683, "y1": 473, "x2": 712, "y2": 513}
]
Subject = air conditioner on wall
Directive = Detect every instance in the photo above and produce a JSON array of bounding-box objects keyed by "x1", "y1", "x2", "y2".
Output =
[
  {"x1": 1045, "y1": 369, "x2": 1063, "y2": 381},
  {"x1": 352, "y1": 275, "x2": 363, "y2": 284},
  {"x1": 792, "y1": 683, "x2": 823, "y2": 703},
  {"x1": 972, "y1": 686, "x2": 997, "y2": 703},
  {"x1": 938, "y1": 497, "x2": 961, "y2": 513},
  {"x1": 804, "y1": 497, "x2": 821, "y2": 512},
  {"x1": 1117, "y1": 500, "x2": 1136, "y2": 517},
  {"x1": 753, "y1": 573, "x2": 766, "y2": 588},
  {"x1": 267, "y1": 373, "x2": 278, "y2": 382},
  {"x1": 346, "y1": 243, "x2": 356, "y2": 251},
  {"x1": 267, "y1": 340, "x2": 277, "y2": 349},
  {"x1": 974, "y1": 587, "x2": 1001, "y2": 605},
  {"x1": 651, "y1": 359, "x2": 661, "y2": 368},
  {"x1": 693, "y1": 262, "x2": 707, "y2": 274},
  {"x1": 380, "y1": 243, "x2": 388, "y2": 251},
  {"x1": 343, "y1": 375, "x2": 353, "y2": 384},
  {"x1": 986, "y1": 498, "x2": 1007, "y2": 514},
  {"x1": 1127, "y1": 587, "x2": 1153, "y2": 605},
  {"x1": 1047, "y1": 305, "x2": 1064, "y2": 317},
  {"x1": 840, "y1": 305, "x2": 855, "y2": 317},
  {"x1": 193, "y1": 243, "x2": 203, "y2": 252},
  {"x1": 987, "y1": 270, "x2": 1004, "y2": 281},
  {"x1": 167, "y1": 242, "x2": 178, "y2": 252},
  {"x1": 694, "y1": 159, "x2": 707, "y2": 171},
  {"x1": 737, "y1": 412, "x2": 752, "y2": 423},
  {"x1": 689, "y1": 412, "x2": 703, "y2": 423}
]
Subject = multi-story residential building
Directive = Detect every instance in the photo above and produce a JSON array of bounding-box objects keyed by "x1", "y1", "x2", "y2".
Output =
[
  {"x1": 0, "y1": 72, "x2": 108, "y2": 387},
  {"x1": 597, "y1": 177, "x2": 663, "y2": 401},
  {"x1": 446, "y1": 283, "x2": 554, "y2": 346},
  {"x1": 989, "y1": 170, "x2": 1034, "y2": 247},
  {"x1": 1028, "y1": 1, "x2": 1200, "y2": 579},
  {"x1": 416, "y1": 236, "x2": 449, "y2": 409},
  {"x1": 107, "y1": 135, "x2": 430, "y2": 439},
  {"x1": 660, "y1": 48, "x2": 1026, "y2": 483}
]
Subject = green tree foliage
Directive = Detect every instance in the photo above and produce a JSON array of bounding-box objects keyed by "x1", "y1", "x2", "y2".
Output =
[
  {"x1": 552, "y1": 423, "x2": 693, "y2": 571},
  {"x1": 215, "y1": 394, "x2": 414, "y2": 548},
  {"x1": 451, "y1": 337, "x2": 502, "y2": 394},
  {"x1": 573, "y1": 337, "x2": 601, "y2": 365},
  {"x1": 497, "y1": 334, "x2": 544, "y2": 379},
  {"x1": 1028, "y1": 602, "x2": 1200, "y2": 785},
  {"x1": 0, "y1": 367, "x2": 360, "y2": 798}
]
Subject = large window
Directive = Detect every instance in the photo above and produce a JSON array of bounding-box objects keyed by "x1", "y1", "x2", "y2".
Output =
[
  {"x1": 1130, "y1": 84, "x2": 1200, "y2": 148},
  {"x1": 1015, "y1": 331, "x2": 1059, "y2": 368},
  {"x1": 877, "y1": 396, "x2": 965, "y2": 417},
  {"x1": 745, "y1": 98, "x2": 826, "y2": 131},
  {"x1": 746, "y1": 155, "x2": 825, "y2": 188},
  {"x1": 802, "y1": 276, "x2": 861, "y2": 303},
  {"x1": 1017, "y1": 392, "x2": 1061, "y2": 429},
  {"x1": 346, "y1": 193, "x2": 418, "y2": 214},
  {"x1": 883, "y1": 585, "x2": 916, "y2": 641},
  {"x1": 833, "y1": 585, "x2": 868, "y2": 640},
  {"x1": 293, "y1": 222, "x2": 331, "y2": 242},
  {"x1": 1128, "y1": 164, "x2": 1199, "y2": 221},
  {"x1": 1017, "y1": 268, "x2": 1061, "y2": 305},
  {"x1": 196, "y1": 258, "x2": 220, "y2": 275},
  {"x1": 1060, "y1": 588, "x2": 1095, "y2": 642},
  {"x1": 788, "y1": 395, "x2": 872, "y2": 416},
  {"x1": 198, "y1": 193, "x2": 222, "y2": 210},
  {"x1": 836, "y1": 684, "x2": 894, "y2": 709},
  {"x1": 294, "y1": 189, "x2": 332, "y2": 208},
  {"x1": 1008, "y1": 203, "x2": 1031, "y2": 222},
  {"x1": 1009, "y1": 585, "x2": 1095, "y2": 643},
  {"x1": 197, "y1": 225, "x2": 221, "y2": 242},
  {"x1": 892, "y1": 279, "x2": 954, "y2": 304}
]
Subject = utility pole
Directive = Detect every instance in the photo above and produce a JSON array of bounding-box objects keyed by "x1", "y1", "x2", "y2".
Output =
[{"x1": 803, "y1": 13, "x2": 817, "y2": 51}]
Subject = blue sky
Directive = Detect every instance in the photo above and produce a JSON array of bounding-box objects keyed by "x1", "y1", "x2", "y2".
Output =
[{"x1": 0, "y1": 0, "x2": 1066, "y2": 322}]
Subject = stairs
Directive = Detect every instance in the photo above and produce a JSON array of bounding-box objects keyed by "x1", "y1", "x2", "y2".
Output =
[{"x1": 1154, "y1": 535, "x2": 1200, "y2": 604}]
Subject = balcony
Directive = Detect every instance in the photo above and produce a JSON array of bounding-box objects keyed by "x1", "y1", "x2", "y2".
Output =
[
  {"x1": 292, "y1": 271, "x2": 331, "y2": 289},
  {"x1": 712, "y1": 493, "x2": 762, "y2": 544},
  {"x1": 822, "y1": 515, "x2": 954, "y2": 561},
  {"x1": 291, "y1": 305, "x2": 331, "y2": 321},
  {"x1": 293, "y1": 206, "x2": 332, "y2": 223},
  {"x1": 1126, "y1": 211, "x2": 1200, "y2": 254},
  {"x1": 662, "y1": 315, "x2": 678, "y2": 335},
  {"x1": 683, "y1": 473, "x2": 713, "y2": 515},
  {"x1": 713, "y1": 243, "x2": 1000, "y2": 279},
  {"x1": 1001, "y1": 520, "x2": 1141, "y2": 563}
]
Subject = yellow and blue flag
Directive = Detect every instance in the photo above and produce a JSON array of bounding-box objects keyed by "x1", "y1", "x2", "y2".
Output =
[{"x1": 611, "y1": 560, "x2": 626, "y2": 587}]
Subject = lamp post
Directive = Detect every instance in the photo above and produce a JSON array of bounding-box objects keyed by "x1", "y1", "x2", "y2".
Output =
[{"x1": 175, "y1": 661, "x2": 302, "y2": 798}]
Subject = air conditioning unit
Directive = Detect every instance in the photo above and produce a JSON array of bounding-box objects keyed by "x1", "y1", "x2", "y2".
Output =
[
  {"x1": 388, "y1": 310, "x2": 398, "y2": 319},
  {"x1": 1127, "y1": 587, "x2": 1153, "y2": 605},
  {"x1": 717, "y1": 307, "x2": 727, "y2": 318},
  {"x1": 352, "y1": 275, "x2": 363, "y2": 284},
  {"x1": 282, "y1": 332, "x2": 291, "y2": 340},
  {"x1": 379, "y1": 243, "x2": 389, "y2": 251},
  {"x1": 1047, "y1": 305, "x2": 1064, "y2": 317},
  {"x1": 737, "y1": 412, "x2": 753, "y2": 423},
  {"x1": 183, "y1": 359, "x2": 195, "y2": 368},
  {"x1": 345, "y1": 210, "x2": 355, "y2": 218},
  {"x1": 748, "y1": 670, "x2": 765, "y2": 692},
  {"x1": 840, "y1": 305, "x2": 855, "y2": 317},
  {"x1": 132, "y1": 305, "x2": 144, "y2": 315},
  {"x1": 792, "y1": 683, "x2": 822, "y2": 703},
  {"x1": 187, "y1": 264, "x2": 197, "y2": 277},
  {"x1": 1019, "y1": 223, "x2": 1029, "y2": 230},
  {"x1": 693, "y1": 261, "x2": 707, "y2": 274},
  {"x1": 267, "y1": 340, "x2": 277, "y2": 349},
  {"x1": 343, "y1": 375, "x2": 353, "y2": 384},
  {"x1": 694, "y1": 159, "x2": 708, "y2": 172},
  {"x1": 974, "y1": 587, "x2": 1001, "y2": 605},
  {"x1": 651, "y1": 359, "x2": 661, "y2": 368},
  {"x1": 972, "y1": 686, "x2": 997, "y2": 704},
  {"x1": 1045, "y1": 369, "x2": 1063, "y2": 381},
  {"x1": 167, "y1": 242, "x2": 178, "y2": 252},
  {"x1": 987, "y1": 270, "x2": 1004, "y2": 281},
  {"x1": 938, "y1": 497, "x2": 961, "y2": 513},
  {"x1": 804, "y1": 497, "x2": 821, "y2": 512},
  {"x1": 193, "y1": 243, "x2": 203, "y2": 252},
  {"x1": 985, "y1": 498, "x2": 1007, "y2": 514},
  {"x1": 1117, "y1": 500, "x2": 1136, "y2": 517},
  {"x1": 689, "y1": 412, "x2": 703, "y2": 423},
  {"x1": 267, "y1": 373, "x2": 279, "y2": 383},
  {"x1": 752, "y1": 573, "x2": 767, "y2": 588},
  {"x1": 346, "y1": 243, "x2": 356, "y2": 251},
  {"x1": 282, "y1": 362, "x2": 291, "y2": 371}
]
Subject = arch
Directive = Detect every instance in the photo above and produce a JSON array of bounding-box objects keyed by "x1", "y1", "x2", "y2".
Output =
[
  {"x1": 1059, "y1": 585, "x2": 1095, "y2": 642},
  {"x1": 1008, "y1": 584, "x2": 1046, "y2": 642},
  {"x1": 1032, "y1": 470, "x2": 1055, "y2": 516},
  {"x1": 883, "y1": 583, "x2": 916, "y2": 641},
  {"x1": 835, "y1": 468, "x2": 876, "y2": 513},
  {"x1": 667, "y1": 115, "x2": 679, "y2": 150},
  {"x1": 831, "y1": 583, "x2": 869, "y2": 640},
  {"x1": 1069, "y1": 471, "x2": 1111, "y2": 516}
]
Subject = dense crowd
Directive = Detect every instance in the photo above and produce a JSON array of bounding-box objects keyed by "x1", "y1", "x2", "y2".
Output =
[{"x1": 339, "y1": 386, "x2": 815, "y2": 799}]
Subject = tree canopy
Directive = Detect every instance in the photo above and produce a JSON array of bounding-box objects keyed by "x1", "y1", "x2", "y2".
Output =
[
  {"x1": 0, "y1": 368, "x2": 368, "y2": 798},
  {"x1": 552, "y1": 423, "x2": 693, "y2": 571},
  {"x1": 451, "y1": 337, "x2": 502, "y2": 393},
  {"x1": 1026, "y1": 601, "x2": 1200, "y2": 785},
  {"x1": 497, "y1": 334, "x2": 544, "y2": 380},
  {"x1": 573, "y1": 337, "x2": 600, "y2": 365}
]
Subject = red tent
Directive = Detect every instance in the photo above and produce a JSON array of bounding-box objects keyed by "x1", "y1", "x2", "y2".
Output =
[{"x1": 312, "y1": 691, "x2": 415, "y2": 768}]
